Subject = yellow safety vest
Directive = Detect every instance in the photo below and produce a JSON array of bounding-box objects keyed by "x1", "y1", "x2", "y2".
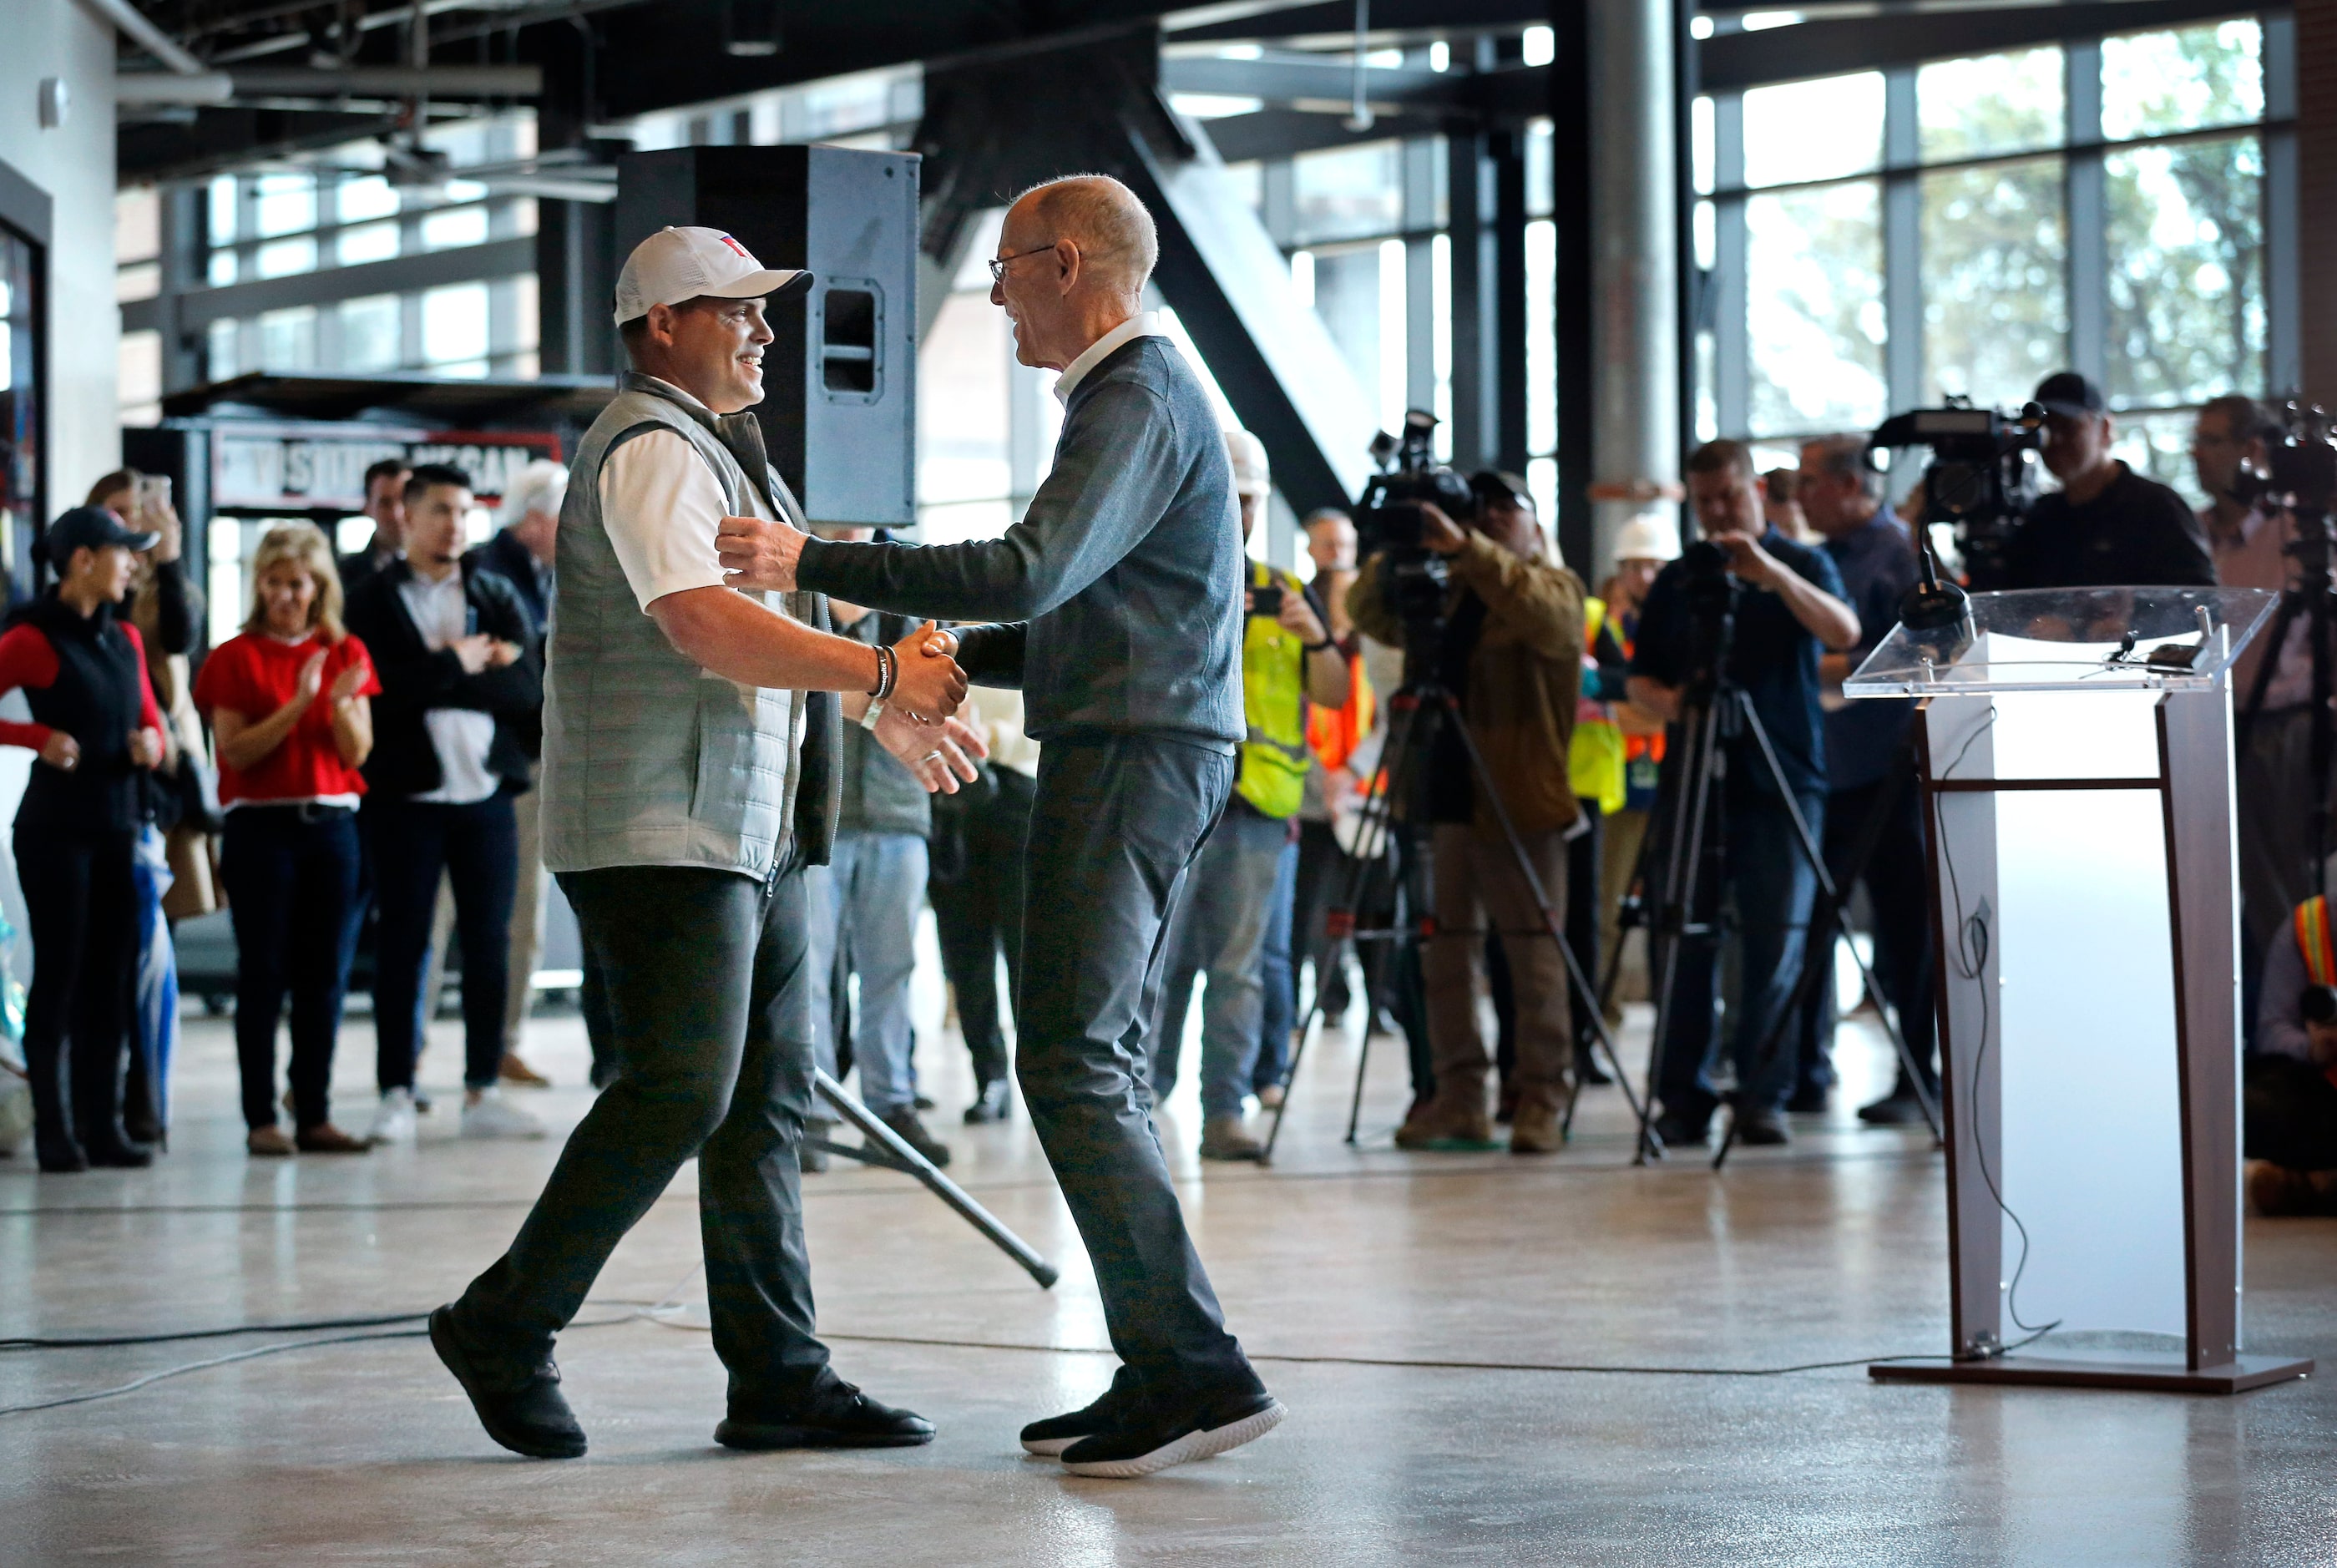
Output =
[
  {"x1": 1237, "y1": 559, "x2": 1312, "y2": 819},
  {"x1": 1569, "y1": 597, "x2": 1626, "y2": 816}
]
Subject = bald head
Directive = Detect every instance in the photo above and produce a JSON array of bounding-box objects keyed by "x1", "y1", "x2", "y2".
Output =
[
  {"x1": 1010, "y1": 175, "x2": 1157, "y2": 303},
  {"x1": 991, "y1": 174, "x2": 1163, "y2": 372}
]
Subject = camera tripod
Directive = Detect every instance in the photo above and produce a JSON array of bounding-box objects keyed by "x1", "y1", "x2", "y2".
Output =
[
  {"x1": 1603, "y1": 673, "x2": 1942, "y2": 1169},
  {"x1": 2235, "y1": 501, "x2": 2337, "y2": 904},
  {"x1": 1258, "y1": 675, "x2": 1646, "y2": 1164}
]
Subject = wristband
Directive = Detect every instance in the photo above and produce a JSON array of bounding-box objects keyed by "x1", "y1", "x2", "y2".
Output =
[
  {"x1": 868, "y1": 644, "x2": 897, "y2": 701},
  {"x1": 860, "y1": 696, "x2": 888, "y2": 731},
  {"x1": 1303, "y1": 638, "x2": 1335, "y2": 655}
]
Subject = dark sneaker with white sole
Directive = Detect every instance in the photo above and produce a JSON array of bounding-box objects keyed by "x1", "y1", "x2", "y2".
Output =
[
  {"x1": 1058, "y1": 1389, "x2": 1287, "y2": 1479},
  {"x1": 428, "y1": 1304, "x2": 587, "y2": 1459},
  {"x1": 1019, "y1": 1373, "x2": 1136, "y2": 1457},
  {"x1": 714, "y1": 1370, "x2": 935, "y2": 1450}
]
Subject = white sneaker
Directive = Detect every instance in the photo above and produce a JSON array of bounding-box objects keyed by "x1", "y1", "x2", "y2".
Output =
[
  {"x1": 462, "y1": 1089, "x2": 547, "y2": 1140},
  {"x1": 367, "y1": 1088, "x2": 418, "y2": 1146}
]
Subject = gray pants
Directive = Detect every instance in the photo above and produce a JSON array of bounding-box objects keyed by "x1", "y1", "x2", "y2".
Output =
[
  {"x1": 456, "y1": 862, "x2": 829, "y2": 1397},
  {"x1": 1018, "y1": 735, "x2": 1262, "y2": 1395}
]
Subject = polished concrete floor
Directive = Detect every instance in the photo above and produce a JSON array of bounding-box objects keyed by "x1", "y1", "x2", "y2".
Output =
[{"x1": 3, "y1": 959, "x2": 2334, "y2": 1567}]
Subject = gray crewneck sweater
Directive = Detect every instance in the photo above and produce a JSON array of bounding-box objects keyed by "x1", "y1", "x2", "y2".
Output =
[{"x1": 793, "y1": 335, "x2": 1242, "y2": 751}]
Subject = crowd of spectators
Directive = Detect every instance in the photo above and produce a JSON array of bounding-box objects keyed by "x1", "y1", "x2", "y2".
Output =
[{"x1": 6, "y1": 365, "x2": 2337, "y2": 1202}]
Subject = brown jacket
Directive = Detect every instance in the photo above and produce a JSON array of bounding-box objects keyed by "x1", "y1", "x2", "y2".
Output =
[{"x1": 1349, "y1": 532, "x2": 1586, "y2": 837}]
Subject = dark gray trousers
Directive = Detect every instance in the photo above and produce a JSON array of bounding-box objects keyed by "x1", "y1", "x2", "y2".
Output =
[
  {"x1": 457, "y1": 862, "x2": 829, "y2": 1398},
  {"x1": 1018, "y1": 734, "x2": 1262, "y2": 1395}
]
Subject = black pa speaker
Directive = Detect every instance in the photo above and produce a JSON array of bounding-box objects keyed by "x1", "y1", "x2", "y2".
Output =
[{"x1": 615, "y1": 144, "x2": 918, "y2": 531}]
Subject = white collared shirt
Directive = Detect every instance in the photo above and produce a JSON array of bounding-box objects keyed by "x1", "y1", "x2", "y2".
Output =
[
  {"x1": 396, "y1": 568, "x2": 503, "y2": 806},
  {"x1": 1054, "y1": 311, "x2": 1163, "y2": 404}
]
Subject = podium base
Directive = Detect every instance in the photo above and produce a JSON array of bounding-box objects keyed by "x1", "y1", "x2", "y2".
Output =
[{"x1": 1869, "y1": 1351, "x2": 2313, "y2": 1394}]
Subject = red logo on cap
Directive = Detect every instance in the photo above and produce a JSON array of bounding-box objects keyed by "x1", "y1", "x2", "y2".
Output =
[{"x1": 716, "y1": 234, "x2": 751, "y2": 258}]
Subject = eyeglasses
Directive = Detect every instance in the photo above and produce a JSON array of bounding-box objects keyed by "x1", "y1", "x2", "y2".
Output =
[{"x1": 987, "y1": 243, "x2": 1058, "y2": 283}]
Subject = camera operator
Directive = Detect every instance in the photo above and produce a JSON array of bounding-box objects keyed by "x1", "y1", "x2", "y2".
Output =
[
  {"x1": 1348, "y1": 471, "x2": 1586, "y2": 1154},
  {"x1": 1792, "y1": 434, "x2": 1936, "y2": 1124},
  {"x1": 2001, "y1": 372, "x2": 2216, "y2": 589},
  {"x1": 2193, "y1": 393, "x2": 2329, "y2": 1010},
  {"x1": 1626, "y1": 440, "x2": 1860, "y2": 1148}
]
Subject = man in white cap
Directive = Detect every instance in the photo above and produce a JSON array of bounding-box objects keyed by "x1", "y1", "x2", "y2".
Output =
[
  {"x1": 1146, "y1": 428, "x2": 1348, "y2": 1161},
  {"x1": 430, "y1": 225, "x2": 980, "y2": 1461}
]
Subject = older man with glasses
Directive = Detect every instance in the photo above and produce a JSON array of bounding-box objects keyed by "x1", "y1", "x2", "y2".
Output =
[{"x1": 712, "y1": 175, "x2": 1285, "y2": 1479}]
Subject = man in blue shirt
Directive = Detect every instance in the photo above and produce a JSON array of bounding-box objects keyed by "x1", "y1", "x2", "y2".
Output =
[
  {"x1": 1793, "y1": 433, "x2": 1935, "y2": 1125},
  {"x1": 1626, "y1": 439, "x2": 1860, "y2": 1147}
]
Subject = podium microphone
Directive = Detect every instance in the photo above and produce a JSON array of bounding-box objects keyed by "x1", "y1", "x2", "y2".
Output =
[{"x1": 1899, "y1": 533, "x2": 1975, "y2": 660}]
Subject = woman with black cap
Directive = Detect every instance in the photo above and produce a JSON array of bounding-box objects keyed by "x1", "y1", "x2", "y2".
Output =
[{"x1": 0, "y1": 505, "x2": 168, "y2": 1171}]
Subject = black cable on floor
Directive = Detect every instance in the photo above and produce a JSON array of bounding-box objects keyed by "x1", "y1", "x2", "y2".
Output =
[
  {"x1": 0, "y1": 1311, "x2": 650, "y2": 1419},
  {"x1": 0, "y1": 1312, "x2": 427, "y2": 1350}
]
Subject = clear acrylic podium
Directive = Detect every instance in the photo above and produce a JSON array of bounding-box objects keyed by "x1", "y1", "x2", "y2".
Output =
[{"x1": 1846, "y1": 586, "x2": 2312, "y2": 1393}]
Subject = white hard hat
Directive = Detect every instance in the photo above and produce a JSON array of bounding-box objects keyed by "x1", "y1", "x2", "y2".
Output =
[
  {"x1": 1224, "y1": 427, "x2": 1271, "y2": 498},
  {"x1": 613, "y1": 226, "x2": 811, "y2": 327},
  {"x1": 1612, "y1": 510, "x2": 1682, "y2": 563}
]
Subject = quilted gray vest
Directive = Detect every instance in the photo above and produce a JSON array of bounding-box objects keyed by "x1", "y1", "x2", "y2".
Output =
[{"x1": 542, "y1": 374, "x2": 839, "y2": 878}]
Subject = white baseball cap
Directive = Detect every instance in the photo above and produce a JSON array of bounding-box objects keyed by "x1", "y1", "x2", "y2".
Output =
[
  {"x1": 1225, "y1": 427, "x2": 1271, "y2": 498},
  {"x1": 612, "y1": 226, "x2": 811, "y2": 327},
  {"x1": 1612, "y1": 510, "x2": 1682, "y2": 563}
]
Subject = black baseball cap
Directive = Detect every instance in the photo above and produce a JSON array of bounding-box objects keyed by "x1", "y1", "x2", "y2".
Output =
[
  {"x1": 44, "y1": 504, "x2": 159, "y2": 562},
  {"x1": 2033, "y1": 371, "x2": 2108, "y2": 420}
]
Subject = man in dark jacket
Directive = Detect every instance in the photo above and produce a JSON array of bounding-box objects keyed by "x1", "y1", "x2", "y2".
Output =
[
  {"x1": 463, "y1": 459, "x2": 561, "y2": 1089},
  {"x1": 2002, "y1": 372, "x2": 2217, "y2": 589},
  {"x1": 345, "y1": 463, "x2": 544, "y2": 1144}
]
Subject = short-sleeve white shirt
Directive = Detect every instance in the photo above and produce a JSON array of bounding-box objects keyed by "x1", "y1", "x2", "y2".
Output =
[{"x1": 597, "y1": 427, "x2": 756, "y2": 611}]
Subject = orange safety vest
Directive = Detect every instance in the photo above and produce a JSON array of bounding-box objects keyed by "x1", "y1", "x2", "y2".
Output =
[{"x1": 1308, "y1": 646, "x2": 1375, "y2": 774}]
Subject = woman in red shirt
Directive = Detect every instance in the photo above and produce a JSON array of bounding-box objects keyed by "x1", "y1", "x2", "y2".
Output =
[
  {"x1": 0, "y1": 507, "x2": 169, "y2": 1171},
  {"x1": 193, "y1": 523, "x2": 378, "y2": 1157}
]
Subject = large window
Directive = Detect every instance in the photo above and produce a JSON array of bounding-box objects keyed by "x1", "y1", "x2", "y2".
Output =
[
  {"x1": 1702, "y1": 18, "x2": 2278, "y2": 506},
  {"x1": 0, "y1": 225, "x2": 37, "y2": 598},
  {"x1": 133, "y1": 115, "x2": 545, "y2": 391}
]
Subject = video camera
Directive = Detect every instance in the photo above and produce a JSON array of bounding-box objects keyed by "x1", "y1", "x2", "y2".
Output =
[
  {"x1": 1869, "y1": 397, "x2": 2045, "y2": 591},
  {"x1": 1354, "y1": 408, "x2": 1475, "y2": 655},
  {"x1": 2231, "y1": 401, "x2": 2337, "y2": 521}
]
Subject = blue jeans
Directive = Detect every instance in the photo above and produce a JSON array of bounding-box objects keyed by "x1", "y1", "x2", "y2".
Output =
[
  {"x1": 1253, "y1": 835, "x2": 1300, "y2": 1089},
  {"x1": 1148, "y1": 803, "x2": 1289, "y2": 1119},
  {"x1": 221, "y1": 805, "x2": 362, "y2": 1130},
  {"x1": 1653, "y1": 780, "x2": 1825, "y2": 1127},
  {"x1": 807, "y1": 831, "x2": 928, "y2": 1117},
  {"x1": 367, "y1": 792, "x2": 519, "y2": 1093}
]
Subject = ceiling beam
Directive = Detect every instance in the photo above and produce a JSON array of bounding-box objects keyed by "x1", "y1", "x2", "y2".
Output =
[{"x1": 1697, "y1": 0, "x2": 2271, "y2": 91}]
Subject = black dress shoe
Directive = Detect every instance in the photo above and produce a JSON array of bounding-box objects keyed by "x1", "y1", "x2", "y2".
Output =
[
  {"x1": 429, "y1": 1305, "x2": 588, "y2": 1459},
  {"x1": 1058, "y1": 1386, "x2": 1287, "y2": 1479},
  {"x1": 1020, "y1": 1375, "x2": 1134, "y2": 1456},
  {"x1": 34, "y1": 1136, "x2": 88, "y2": 1174},
  {"x1": 913, "y1": 1092, "x2": 936, "y2": 1111},
  {"x1": 83, "y1": 1137, "x2": 154, "y2": 1169},
  {"x1": 1858, "y1": 1090, "x2": 1930, "y2": 1125},
  {"x1": 715, "y1": 1370, "x2": 935, "y2": 1450},
  {"x1": 964, "y1": 1078, "x2": 1012, "y2": 1125},
  {"x1": 1734, "y1": 1108, "x2": 1792, "y2": 1146},
  {"x1": 876, "y1": 1109, "x2": 952, "y2": 1167}
]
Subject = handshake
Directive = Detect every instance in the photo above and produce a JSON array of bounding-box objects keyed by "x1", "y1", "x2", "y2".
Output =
[{"x1": 716, "y1": 512, "x2": 985, "y2": 794}]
